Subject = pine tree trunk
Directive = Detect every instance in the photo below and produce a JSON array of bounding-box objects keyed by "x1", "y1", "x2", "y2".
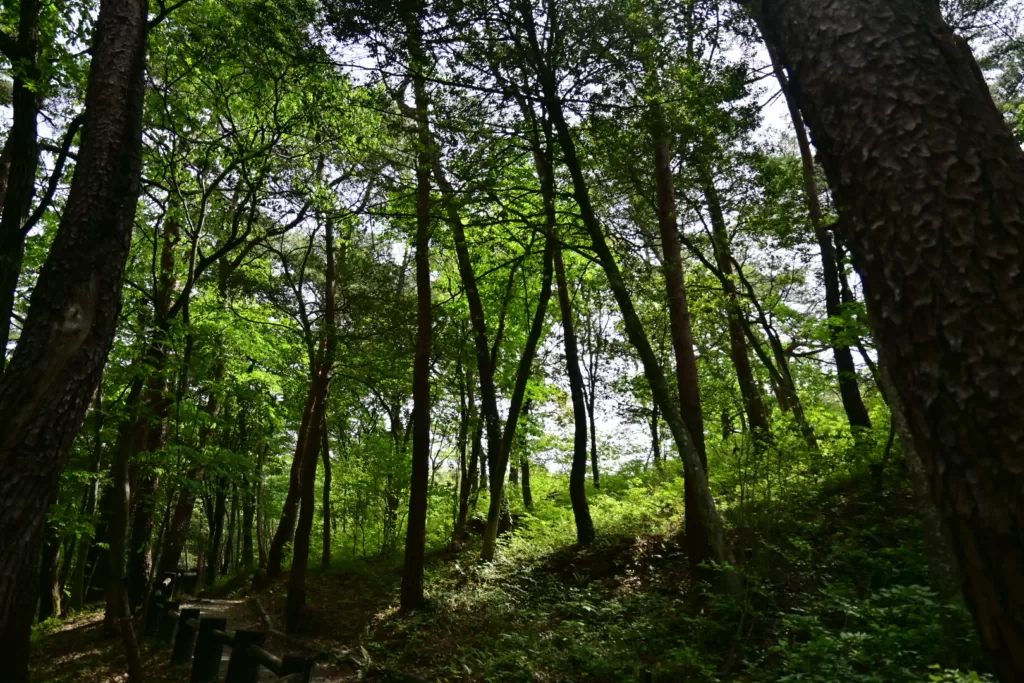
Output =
[
  {"x1": 285, "y1": 203, "x2": 338, "y2": 629},
  {"x1": 753, "y1": 0, "x2": 1024, "y2": 676}
]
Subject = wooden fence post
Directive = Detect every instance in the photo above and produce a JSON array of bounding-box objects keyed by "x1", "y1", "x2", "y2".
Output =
[
  {"x1": 280, "y1": 654, "x2": 316, "y2": 683},
  {"x1": 144, "y1": 593, "x2": 164, "y2": 638},
  {"x1": 172, "y1": 608, "x2": 201, "y2": 665},
  {"x1": 156, "y1": 600, "x2": 179, "y2": 647},
  {"x1": 190, "y1": 617, "x2": 228, "y2": 683},
  {"x1": 224, "y1": 629, "x2": 266, "y2": 683}
]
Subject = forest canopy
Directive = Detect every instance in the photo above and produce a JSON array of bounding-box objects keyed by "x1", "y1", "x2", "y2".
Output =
[{"x1": 1, "y1": 0, "x2": 1023, "y2": 681}]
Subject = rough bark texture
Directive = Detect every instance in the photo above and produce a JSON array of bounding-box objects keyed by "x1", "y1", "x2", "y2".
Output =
[
  {"x1": 401, "y1": 30, "x2": 433, "y2": 609},
  {"x1": 0, "y1": 0, "x2": 148, "y2": 677},
  {"x1": 752, "y1": 1, "x2": 1024, "y2": 678}
]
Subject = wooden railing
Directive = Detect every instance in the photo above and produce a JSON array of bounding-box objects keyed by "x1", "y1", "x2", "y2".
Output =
[{"x1": 144, "y1": 573, "x2": 315, "y2": 683}]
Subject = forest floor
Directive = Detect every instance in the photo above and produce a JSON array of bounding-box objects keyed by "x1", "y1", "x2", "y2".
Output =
[{"x1": 32, "y1": 470, "x2": 992, "y2": 682}]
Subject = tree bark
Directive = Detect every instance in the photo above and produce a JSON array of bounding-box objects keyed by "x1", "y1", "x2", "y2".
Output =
[
  {"x1": 752, "y1": 1, "x2": 1024, "y2": 677},
  {"x1": 70, "y1": 390, "x2": 104, "y2": 611},
  {"x1": 481, "y1": 238, "x2": 554, "y2": 559},
  {"x1": 554, "y1": 242, "x2": 595, "y2": 544},
  {"x1": 37, "y1": 521, "x2": 61, "y2": 621},
  {"x1": 651, "y1": 102, "x2": 710, "y2": 571},
  {"x1": 256, "y1": 444, "x2": 268, "y2": 569},
  {"x1": 401, "y1": 22, "x2": 433, "y2": 608},
  {"x1": 765, "y1": 42, "x2": 872, "y2": 435},
  {"x1": 285, "y1": 209, "x2": 338, "y2": 629},
  {"x1": 516, "y1": 1, "x2": 737, "y2": 590},
  {"x1": 0, "y1": 1, "x2": 148, "y2": 671},
  {"x1": 700, "y1": 173, "x2": 772, "y2": 446},
  {"x1": 0, "y1": 0, "x2": 41, "y2": 367},
  {"x1": 319, "y1": 419, "x2": 331, "y2": 571},
  {"x1": 206, "y1": 479, "x2": 226, "y2": 586}
]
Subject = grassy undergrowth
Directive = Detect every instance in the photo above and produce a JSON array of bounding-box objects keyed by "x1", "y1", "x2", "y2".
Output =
[
  {"x1": 34, "y1": 461, "x2": 993, "y2": 682},
  {"x1": 342, "y1": 464, "x2": 990, "y2": 682}
]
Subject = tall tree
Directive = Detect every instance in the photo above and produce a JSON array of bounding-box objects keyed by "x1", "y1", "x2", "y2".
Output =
[
  {"x1": 401, "y1": 11, "x2": 434, "y2": 610},
  {"x1": 752, "y1": 0, "x2": 1024, "y2": 678},
  {"x1": 0, "y1": 0, "x2": 149, "y2": 678}
]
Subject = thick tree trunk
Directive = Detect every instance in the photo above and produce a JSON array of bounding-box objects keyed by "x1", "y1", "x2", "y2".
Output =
[
  {"x1": 0, "y1": 0, "x2": 155, "y2": 662},
  {"x1": 321, "y1": 419, "x2": 331, "y2": 570},
  {"x1": 517, "y1": 3, "x2": 737, "y2": 590},
  {"x1": 753, "y1": 1, "x2": 1024, "y2": 677},
  {"x1": 401, "y1": 31, "x2": 433, "y2": 608},
  {"x1": 651, "y1": 104, "x2": 711, "y2": 571}
]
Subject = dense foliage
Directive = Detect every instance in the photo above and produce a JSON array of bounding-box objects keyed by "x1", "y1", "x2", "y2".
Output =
[{"x1": 2, "y1": 0, "x2": 1023, "y2": 681}]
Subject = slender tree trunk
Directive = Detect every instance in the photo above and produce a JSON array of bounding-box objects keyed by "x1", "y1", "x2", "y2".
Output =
[
  {"x1": 37, "y1": 522, "x2": 61, "y2": 621},
  {"x1": 701, "y1": 173, "x2": 771, "y2": 445},
  {"x1": 401, "y1": 24, "x2": 433, "y2": 609},
  {"x1": 586, "y1": 389, "x2": 600, "y2": 487},
  {"x1": 650, "y1": 403, "x2": 662, "y2": 466},
  {"x1": 481, "y1": 239, "x2": 554, "y2": 560},
  {"x1": 267, "y1": 392, "x2": 315, "y2": 580},
  {"x1": 320, "y1": 419, "x2": 331, "y2": 570},
  {"x1": 766, "y1": 42, "x2": 871, "y2": 435},
  {"x1": 651, "y1": 102, "x2": 710, "y2": 570},
  {"x1": 753, "y1": 1, "x2": 1024, "y2": 676},
  {"x1": 70, "y1": 391, "x2": 105, "y2": 611},
  {"x1": 0, "y1": 0, "x2": 41, "y2": 367},
  {"x1": 222, "y1": 486, "x2": 237, "y2": 575},
  {"x1": 454, "y1": 372, "x2": 478, "y2": 539},
  {"x1": 518, "y1": 3, "x2": 737, "y2": 589},
  {"x1": 206, "y1": 480, "x2": 226, "y2": 586},
  {"x1": 242, "y1": 482, "x2": 254, "y2": 571},
  {"x1": 554, "y1": 242, "x2": 595, "y2": 544},
  {"x1": 256, "y1": 445, "x2": 267, "y2": 569},
  {"x1": 285, "y1": 206, "x2": 338, "y2": 629},
  {"x1": 284, "y1": 392, "x2": 323, "y2": 631}
]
